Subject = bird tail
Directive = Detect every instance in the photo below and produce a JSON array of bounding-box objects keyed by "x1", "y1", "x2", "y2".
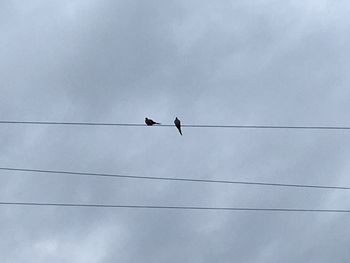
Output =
[
  {"x1": 155, "y1": 122, "x2": 161, "y2": 125},
  {"x1": 179, "y1": 129, "x2": 182, "y2": 136}
]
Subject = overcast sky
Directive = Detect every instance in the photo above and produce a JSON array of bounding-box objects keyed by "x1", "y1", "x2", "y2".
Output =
[{"x1": 1, "y1": 0, "x2": 350, "y2": 262}]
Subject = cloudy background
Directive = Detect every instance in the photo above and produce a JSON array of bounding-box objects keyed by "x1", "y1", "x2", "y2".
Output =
[{"x1": 1, "y1": 0, "x2": 350, "y2": 262}]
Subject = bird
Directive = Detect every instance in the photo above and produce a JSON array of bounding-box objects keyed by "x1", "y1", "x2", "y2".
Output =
[
  {"x1": 145, "y1": 117, "x2": 160, "y2": 126},
  {"x1": 174, "y1": 117, "x2": 182, "y2": 135}
]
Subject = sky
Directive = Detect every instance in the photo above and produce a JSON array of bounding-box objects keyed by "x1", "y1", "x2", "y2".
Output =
[{"x1": 1, "y1": 0, "x2": 350, "y2": 262}]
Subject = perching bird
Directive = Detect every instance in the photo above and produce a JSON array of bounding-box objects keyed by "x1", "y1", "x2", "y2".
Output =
[
  {"x1": 145, "y1": 117, "x2": 160, "y2": 126},
  {"x1": 174, "y1": 117, "x2": 182, "y2": 135}
]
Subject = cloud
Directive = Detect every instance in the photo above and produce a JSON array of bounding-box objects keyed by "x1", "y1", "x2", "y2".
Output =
[{"x1": 1, "y1": 0, "x2": 350, "y2": 262}]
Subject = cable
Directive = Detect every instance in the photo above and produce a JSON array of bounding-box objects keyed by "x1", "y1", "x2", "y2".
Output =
[
  {"x1": 0, "y1": 201, "x2": 349, "y2": 213},
  {"x1": 1, "y1": 167, "x2": 350, "y2": 191},
  {"x1": 0, "y1": 120, "x2": 350, "y2": 130}
]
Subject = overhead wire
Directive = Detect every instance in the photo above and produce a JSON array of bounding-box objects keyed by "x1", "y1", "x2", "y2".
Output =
[
  {"x1": 0, "y1": 201, "x2": 349, "y2": 213},
  {"x1": 0, "y1": 120, "x2": 350, "y2": 130},
  {"x1": 1, "y1": 167, "x2": 350, "y2": 191},
  {"x1": 1, "y1": 121, "x2": 349, "y2": 212}
]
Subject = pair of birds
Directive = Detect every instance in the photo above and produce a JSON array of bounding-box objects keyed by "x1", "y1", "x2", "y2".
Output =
[{"x1": 145, "y1": 117, "x2": 182, "y2": 135}]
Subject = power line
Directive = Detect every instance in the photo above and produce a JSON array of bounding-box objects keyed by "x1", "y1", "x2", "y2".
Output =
[
  {"x1": 0, "y1": 120, "x2": 350, "y2": 130},
  {"x1": 0, "y1": 201, "x2": 349, "y2": 213},
  {"x1": 1, "y1": 167, "x2": 350, "y2": 191}
]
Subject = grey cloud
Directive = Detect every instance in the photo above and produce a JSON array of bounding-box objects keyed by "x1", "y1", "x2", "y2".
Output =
[{"x1": 1, "y1": 0, "x2": 350, "y2": 262}]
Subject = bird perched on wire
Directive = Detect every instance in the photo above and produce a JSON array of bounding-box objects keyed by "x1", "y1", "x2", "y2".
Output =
[
  {"x1": 174, "y1": 117, "x2": 182, "y2": 135},
  {"x1": 145, "y1": 117, "x2": 160, "y2": 126}
]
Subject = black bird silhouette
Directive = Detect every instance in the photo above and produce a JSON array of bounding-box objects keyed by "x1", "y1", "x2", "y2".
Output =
[
  {"x1": 174, "y1": 117, "x2": 182, "y2": 135},
  {"x1": 145, "y1": 117, "x2": 160, "y2": 126}
]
